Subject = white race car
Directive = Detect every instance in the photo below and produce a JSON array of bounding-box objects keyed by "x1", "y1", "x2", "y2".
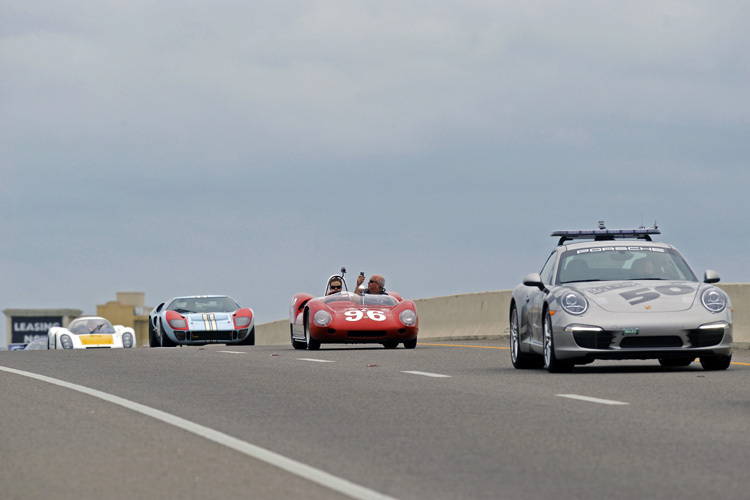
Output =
[{"x1": 48, "y1": 316, "x2": 136, "y2": 350}]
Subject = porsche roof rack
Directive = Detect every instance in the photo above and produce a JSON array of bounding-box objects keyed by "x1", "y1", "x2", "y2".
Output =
[{"x1": 552, "y1": 221, "x2": 660, "y2": 246}]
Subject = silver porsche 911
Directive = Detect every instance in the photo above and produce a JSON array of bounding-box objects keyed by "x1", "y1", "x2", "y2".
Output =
[{"x1": 510, "y1": 223, "x2": 733, "y2": 372}]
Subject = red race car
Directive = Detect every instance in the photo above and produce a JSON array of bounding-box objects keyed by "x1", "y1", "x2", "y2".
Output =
[{"x1": 289, "y1": 272, "x2": 419, "y2": 350}]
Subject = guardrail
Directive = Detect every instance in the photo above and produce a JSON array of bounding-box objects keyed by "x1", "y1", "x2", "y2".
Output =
[{"x1": 256, "y1": 284, "x2": 749, "y2": 349}]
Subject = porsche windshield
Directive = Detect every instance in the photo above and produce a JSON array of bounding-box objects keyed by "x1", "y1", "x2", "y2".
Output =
[
  {"x1": 557, "y1": 247, "x2": 697, "y2": 284},
  {"x1": 68, "y1": 318, "x2": 115, "y2": 335},
  {"x1": 167, "y1": 296, "x2": 240, "y2": 313},
  {"x1": 320, "y1": 292, "x2": 399, "y2": 307}
]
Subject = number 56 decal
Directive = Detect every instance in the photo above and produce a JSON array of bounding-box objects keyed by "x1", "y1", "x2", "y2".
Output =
[
  {"x1": 620, "y1": 285, "x2": 694, "y2": 305},
  {"x1": 345, "y1": 310, "x2": 386, "y2": 321}
]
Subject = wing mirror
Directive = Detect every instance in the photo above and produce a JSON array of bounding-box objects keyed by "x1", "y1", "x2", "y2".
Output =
[
  {"x1": 523, "y1": 273, "x2": 546, "y2": 291},
  {"x1": 703, "y1": 270, "x2": 720, "y2": 283}
]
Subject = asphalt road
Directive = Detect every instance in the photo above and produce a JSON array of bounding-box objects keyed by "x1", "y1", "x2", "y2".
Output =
[{"x1": 1, "y1": 341, "x2": 749, "y2": 500}]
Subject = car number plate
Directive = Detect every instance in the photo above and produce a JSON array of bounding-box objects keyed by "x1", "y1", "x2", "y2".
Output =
[{"x1": 622, "y1": 328, "x2": 639, "y2": 336}]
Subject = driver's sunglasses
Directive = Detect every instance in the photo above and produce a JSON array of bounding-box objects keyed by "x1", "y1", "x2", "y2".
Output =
[
  {"x1": 369, "y1": 280, "x2": 380, "y2": 285},
  {"x1": 330, "y1": 285, "x2": 342, "y2": 290}
]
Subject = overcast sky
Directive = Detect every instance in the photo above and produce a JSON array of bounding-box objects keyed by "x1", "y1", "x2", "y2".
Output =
[{"x1": 2, "y1": 1, "x2": 748, "y2": 347}]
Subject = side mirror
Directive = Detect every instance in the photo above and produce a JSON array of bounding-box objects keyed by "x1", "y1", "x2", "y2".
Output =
[
  {"x1": 523, "y1": 273, "x2": 546, "y2": 291},
  {"x1": 703, "y1": 270, "x2": 720, "y2": 283}
]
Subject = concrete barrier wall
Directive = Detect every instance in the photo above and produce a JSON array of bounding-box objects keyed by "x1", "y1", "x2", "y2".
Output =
[{"x1": 256, "y1": 284, "x2": 749, "y2": 348}]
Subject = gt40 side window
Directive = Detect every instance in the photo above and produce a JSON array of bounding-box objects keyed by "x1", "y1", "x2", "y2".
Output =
[{"x1": 540, "y1": 252, "x2": 556, "y2": 285}]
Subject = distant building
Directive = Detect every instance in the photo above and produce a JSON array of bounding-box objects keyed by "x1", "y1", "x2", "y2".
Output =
[
  {"x1": 97, "y1": 292, "x2": 152, "y2": 347},
  {"x1": 3, "y1": 308, "x2": 83, "y2": 348}
]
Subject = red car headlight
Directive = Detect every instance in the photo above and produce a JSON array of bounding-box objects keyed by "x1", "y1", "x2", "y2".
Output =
[
  {"x1": 399, "y1": 309, "x2": 417, "y2": 327},
  {"x1": 313, "y1": 310, "x2": 332, "y2": 327}
]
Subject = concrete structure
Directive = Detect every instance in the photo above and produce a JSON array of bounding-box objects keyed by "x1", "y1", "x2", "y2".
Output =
[
  {"x1": 255, "y1": 285, "x2": 750, "y2": 349},
  {"x1": 97, "y1": 292, "x2": 152, "y2": 348},
  {"x1": 4, "y1": 308, "x2": 83, "y2": 347}
]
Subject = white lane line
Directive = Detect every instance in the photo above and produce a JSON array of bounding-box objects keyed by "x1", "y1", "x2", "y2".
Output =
[
  {"x1": 557, "y1": 394, "x2": 629, "y2": 406},
  {"x1": 297, "y1": 358, "x2": 335, "y2": 363},
  {"x1": 218, "y1": 351, "x2": 245, "y2": 354},
  {"x1": 0, "y1": 366, "x2": 398, "y2": 500},
  {"x1": 402, "y1": 371, "x2": 452, "y2": 378}
]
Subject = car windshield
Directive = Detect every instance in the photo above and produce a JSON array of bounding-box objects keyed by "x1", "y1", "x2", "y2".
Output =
[
  {"x1": 319, "y1": 291, "x2": 399, "y2": 307},
  {"x1": 167, "y1": 296, "x2": 240, "y2": 313},
  {"x1": 68, "y1": 318, "x2": 116, "y2": 335},
  {"x1": 557, "y1": 246, "x2": 697, "y2": 284}
]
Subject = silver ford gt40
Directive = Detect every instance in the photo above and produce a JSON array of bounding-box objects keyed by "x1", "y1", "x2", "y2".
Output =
[
  {"x1": 510, "y1": 224, "x2": 733, "y2": 372},
  {"x1": 148, "y1": 295, "x2": 255, "y2": 347}
]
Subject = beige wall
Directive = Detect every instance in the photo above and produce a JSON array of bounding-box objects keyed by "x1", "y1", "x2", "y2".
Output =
[{"x1": 256, "y1": 285, "x2": 749, "y2": 348}]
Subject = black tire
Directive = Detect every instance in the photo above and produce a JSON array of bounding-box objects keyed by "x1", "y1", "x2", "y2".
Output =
[
  {"x1": 543, "y1": 310, "x2": 574, "y2": 373},
  {"x1": 148, "y1": 319, "x2": 160, "y2": 347},
  {"x1": 510, "y1": 305, "x2": 537, "y2": 369},
  {"x1": 237, "y1": 327, "x2": 255, "y2": 346},
  {"x1": 658, "y1": 357, "x2": 694, "y2": 367},
  {"x1": 305, "y1": 313, "x2": 320, "y2": 350},
  {"x1": 700, "y1": 354, "x2": 732, "y2": 371},
  {"x1": 291, "y1": 325, "x2": 306, "y2": 350},
  {"x1": 383, "y1": 341, "x2": 399, "y2": 349},
  {"x1": 159, "y1": 319, "x2": 177, "y2": 347},
  {"x1": 403, "y1": 338, "x2": 417, "y2": 349}
]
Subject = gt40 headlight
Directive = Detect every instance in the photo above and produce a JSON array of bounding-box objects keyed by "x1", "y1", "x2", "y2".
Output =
[
  {"x1": 122, "y1": 332, "x2": 134, "y2": 348},
  {"x1": 313, "y1": 310, "x2": 332, "y2": 327},
  {"x1": 559, "y1": 290, "x2": 588, "y2": 315},
  {"x1": 701, "y1": 288, "x2": 727, "y2": 313},
  {"x1": 60, "y1": 334, "x2": 74, "y2": 349},
  {"x1": 399, "y1": 309, "x2": 417, "y2": 327}
]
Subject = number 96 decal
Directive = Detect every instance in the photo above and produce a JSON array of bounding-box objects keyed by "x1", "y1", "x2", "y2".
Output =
[{"x1": 345, "y1": 310, "x2": 386, "y2": 321}]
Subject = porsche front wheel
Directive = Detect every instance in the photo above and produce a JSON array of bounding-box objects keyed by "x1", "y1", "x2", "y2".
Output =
[
  {"x1": 543, "y1": 310, "x2": 573, "y2": 373},
  {"x1": 510, "y1": 306, "x2": 536, "y2": 369}
]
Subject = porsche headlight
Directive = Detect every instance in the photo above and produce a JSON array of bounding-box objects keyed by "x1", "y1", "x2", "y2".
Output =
[
  {"x1": 61, "y1": 334, "x2": 74, "y2": 349},
  {"x1": 399, "y1": 309, "x2": 417, "y2": 327},
  {"x1": 559, "y1": 290, "x2": 588, "y2": 315},
  {"x1": 122, "y1": 332, "x2": 134, "y2": 348},
  {"x1": 701, "y1": 288, "x2": 727, "y2": 313},
  {"x1": 313, "y1": 310, "x2": 332, "y2": 327}
]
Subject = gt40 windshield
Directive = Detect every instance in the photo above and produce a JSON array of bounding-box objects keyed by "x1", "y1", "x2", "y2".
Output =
[
  {"x1": 557, "y1": 247, "x2": 697, "y2": 284},
  {"x1": 167, "y1": 296, "x2": 240, "y2": 313}
]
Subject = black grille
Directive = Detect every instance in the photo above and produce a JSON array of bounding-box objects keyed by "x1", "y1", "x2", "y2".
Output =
[
  {"x1": 347, "y1": 330, "x2": 387, "y2": 338},
  {"x1": 573, "y1": 331, "x2": 615, "y2": 349},
  {"x1": 687, "y1": 329, "x2": 725, "y2": 347},
  {"x1": 189, "y1": 330, "x2": 234, "y2": 342},
  {"x1": 620, "y1": 336, "x2": 683, "y2": 348}
]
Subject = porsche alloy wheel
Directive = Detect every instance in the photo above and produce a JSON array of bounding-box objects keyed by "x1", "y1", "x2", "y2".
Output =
[
  {"x1": 305, "y1": 313, "x2": 321, "y2": 350},
  {"x1": 543, "y1": 310, "x2": 573, "y2": 373},
  {"x1": 510, "y1": 306, "x2": 537, "y2": 369}
]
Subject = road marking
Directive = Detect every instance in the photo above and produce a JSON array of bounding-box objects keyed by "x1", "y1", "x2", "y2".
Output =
[
  {"x1": 402, "y1": 370, "x2": 452, "y2": 378},
  {"x1": 557, "y1": 394, "x2": 629, "y2": 405},
  {"x1": 218, "y1": 351, "x2": 245, "y2": 354},
  {"x1": 297, "y1": 358, "x2": 335, "y2": 363},
  {"x1": 420, "y1": 342, "x2": 509, "y2": 350},
  {"x1": 0, "y1": 365, "x2": 398, "y2": 500}
]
